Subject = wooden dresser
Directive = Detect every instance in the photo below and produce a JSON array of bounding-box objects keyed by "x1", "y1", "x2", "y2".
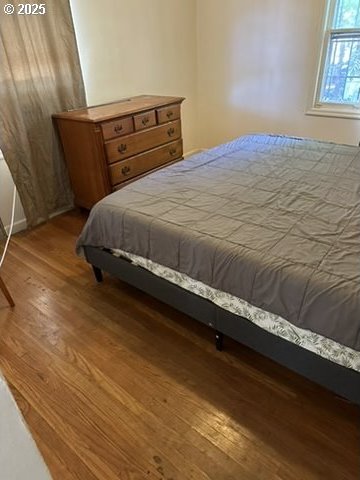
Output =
[{"x1": 53, "y1": 95, "x2": 185, "y2": 208}]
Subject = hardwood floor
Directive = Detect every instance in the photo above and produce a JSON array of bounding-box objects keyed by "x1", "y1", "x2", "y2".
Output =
[{"x1": 0, "y1": 210, "x2": 358, "y2": 480}]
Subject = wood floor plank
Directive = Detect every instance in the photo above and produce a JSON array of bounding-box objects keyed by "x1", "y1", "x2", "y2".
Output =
[
  {"x1": 0, "y1": 277, "x2": 261, "y2": 479},
  {"x1": 0, "y1": 210, "x2": 358, "y2": 479},
  {"x1": 0, "y1": 340, "x2": 158, "y2": 480},
  {"x1": 3, "y1": 321, "x2": 231, "y2": 480},
  {"x1": 11, "y1": 385, "x2": 99, "y2": 480}
]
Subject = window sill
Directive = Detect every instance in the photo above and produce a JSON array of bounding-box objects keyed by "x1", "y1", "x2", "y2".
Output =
[{"x1": 306, "y1": 106, "x2": 360, "y2": 120}]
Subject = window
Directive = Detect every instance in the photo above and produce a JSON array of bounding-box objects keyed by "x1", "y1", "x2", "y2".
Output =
[{"x1": 309, "y1": 0, "x2": 360, "y2": 118}]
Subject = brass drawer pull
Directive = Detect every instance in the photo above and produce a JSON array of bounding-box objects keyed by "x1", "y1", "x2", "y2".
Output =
[
  {"x1": 121, "y1": 166, "x2": 131, "y2": 176},
  {"x1": 142, "y1": 116, "x2": 150, "y2": 126},
  {"x1": 166, "y1": 111, "x2": 173, "y2": 118},
  {"x1": 118, "y1": 144, "x2": 127, "y2": 154},
  {"x1": 169, "y1": 148, "x2": 177, "y2": 156},
  {"x1": 114, "y1": 124, "x2": 123, "y2": 134},
  {"x1": 167, "y1": 127, "x2": 175, "y2": 137}
]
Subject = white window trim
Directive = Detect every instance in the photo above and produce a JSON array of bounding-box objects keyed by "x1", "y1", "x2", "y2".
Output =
[{"x1": 307, "y1": 0, "x2": 360, "y2": 120}]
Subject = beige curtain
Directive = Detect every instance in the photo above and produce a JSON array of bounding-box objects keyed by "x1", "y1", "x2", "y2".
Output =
[{"x1": 0, "y1": 0, "x2": 86, "y2": 227}]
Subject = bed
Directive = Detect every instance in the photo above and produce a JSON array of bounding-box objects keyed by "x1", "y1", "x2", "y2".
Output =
[{"x1": 76, "y1": 134, "x2": 360, "y2": 405}]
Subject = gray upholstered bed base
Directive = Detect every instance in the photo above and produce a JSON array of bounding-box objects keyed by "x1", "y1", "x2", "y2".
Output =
[{"x1": 84, "y1": 245, "x2": 360, "y2": 406}]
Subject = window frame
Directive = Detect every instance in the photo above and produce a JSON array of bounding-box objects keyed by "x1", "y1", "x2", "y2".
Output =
[{"x1": 307, "y1": 0, "x2": 360, "y2": 119}]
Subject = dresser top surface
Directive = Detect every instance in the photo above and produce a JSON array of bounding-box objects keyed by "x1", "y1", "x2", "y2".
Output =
[{"x1": 53, "y1": 95, "x2": 185, "y2": 123}]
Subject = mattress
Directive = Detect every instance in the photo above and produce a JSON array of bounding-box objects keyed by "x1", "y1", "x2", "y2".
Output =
[{"x1": 77, "y1": 134, "x2": 360, "y2": 356}]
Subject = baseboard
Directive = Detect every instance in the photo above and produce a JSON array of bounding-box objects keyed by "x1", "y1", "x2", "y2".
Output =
[
  {"x1": 183, "y1": 148, "x2": 207, "y2": 158},
  {"x1": 5, "y1": 206, "x2": 73, "y2": 235},
  {"x1": 49, "y1": 206, "x2": 74, "y2": 220},
  {"x1": 6, "y1": 218, "x2": 27, "y2": 235}
]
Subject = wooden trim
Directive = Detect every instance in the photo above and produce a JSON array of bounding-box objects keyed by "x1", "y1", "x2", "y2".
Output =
[{"x1": 52, "y1": 96, "x2": 185, "y2": 123}]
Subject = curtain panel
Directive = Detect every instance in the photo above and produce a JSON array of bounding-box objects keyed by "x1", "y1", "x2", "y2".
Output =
[{"x1": 0, "y1": 0, "x2": 86, "y2": 227}]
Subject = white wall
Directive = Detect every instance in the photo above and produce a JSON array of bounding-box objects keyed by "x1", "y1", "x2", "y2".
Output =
[
  {"x1": 70, "y1": 0, "x2": 199, "y2": 153},
  {"x1": 196, "y1": 0, "x2": 360, "y2": 148},
  {"x1": 0, "y1": 158, "x2": 26, "y2": 232}
]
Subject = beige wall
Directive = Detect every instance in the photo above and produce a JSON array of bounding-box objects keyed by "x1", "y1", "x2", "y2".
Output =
[
  {"x1": 1, "y1": 0, "x2": 198, "y2": 230},
  {"x1": 70, "y1": 0, "x2": 198, "y2": 153},
  {"x1": 196, "y1": 0, "x2": 360, "y2": 148},
  {"x1": 3, "y1": 0, "x2": 360, "y2": 230}
]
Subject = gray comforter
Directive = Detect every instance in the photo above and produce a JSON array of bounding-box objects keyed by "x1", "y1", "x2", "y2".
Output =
[{"x1": 77, "y1": 134, "x2": 360, "y2": 351}]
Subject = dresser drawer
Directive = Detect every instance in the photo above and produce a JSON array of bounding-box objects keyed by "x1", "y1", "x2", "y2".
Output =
[
  {"x1": 105, "y1": 119, "x2": 181, "y2": 163},
  {"x1": 157, "y1": 104, "x2": 181, "y2": 124},
  {"x1": 134, "y1": 110, "x2": 156, "y2": 131},
  {"x1": 101, "y1": 116, "x2": 134, "y2": 140},
  {"x1": 109, "y1": 140, "x2": 183, "y2": 185},
  {"x1": 53, "y1": 95, "x2": 185, "y2": 208}
]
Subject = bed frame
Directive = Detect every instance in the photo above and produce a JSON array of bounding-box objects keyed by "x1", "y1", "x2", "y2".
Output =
[{"x1": 84, "y1": 246, "x2": 360, "y2": 406}]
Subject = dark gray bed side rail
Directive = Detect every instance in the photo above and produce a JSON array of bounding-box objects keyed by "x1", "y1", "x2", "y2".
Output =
[{"x1": 84, "y1": 246, "x2": 360, "y2": 406}]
